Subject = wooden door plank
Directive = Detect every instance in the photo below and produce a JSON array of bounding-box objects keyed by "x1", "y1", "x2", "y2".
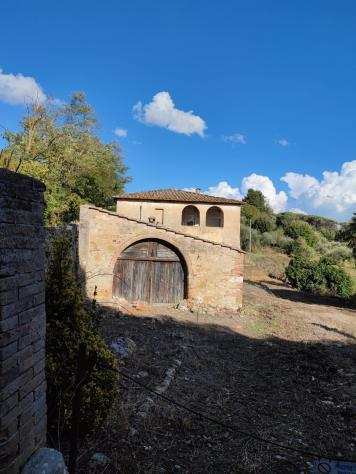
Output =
[{"x1": 114, "y1": 240, "x2": 185, "y2": 304}]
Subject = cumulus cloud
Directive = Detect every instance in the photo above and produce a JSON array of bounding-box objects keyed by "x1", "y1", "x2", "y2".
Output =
[
  {"x1": 114, "y1": 127, "x2": 127, "y2": 138},
  {"x1": 133, "y1": 91, "x2": 206, "y2": 137},
  {"x1": 222, "y1": 133, "x2": 247, "y2": 145},
  {"x1": 276, "y1": 138, "x2": 290, "y2": 147},
  {"x1": 200, "y1": 161, "x2": 356, "y2": 219},
  {"x1": 207, "y1": 181, "x2": 243, "y2": 200},
  {"x1": 281, "y1": 173, "x2": 319, "y2": 199},
  {"x1": 0, "y1": 68, "x2": 46, "y2": 105},
  {"x1": 241, "y1": 173, "x2": 288, "y2": 212},
  {"x1": 205, "y1": 175, "x2": 287, "y2": 212},
  {"x1": 281, "y1": 160, "x2": 356, "y2": 217}
]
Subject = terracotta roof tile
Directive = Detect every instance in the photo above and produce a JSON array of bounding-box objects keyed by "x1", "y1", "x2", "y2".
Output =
[{"x1": 114, "y1": 188, "x2": 242, "y2": 205}]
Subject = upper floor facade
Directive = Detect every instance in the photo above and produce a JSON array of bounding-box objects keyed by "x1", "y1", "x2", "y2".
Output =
[{"x1": 114, "y1": 189, "x2": 242, "y2": 248}]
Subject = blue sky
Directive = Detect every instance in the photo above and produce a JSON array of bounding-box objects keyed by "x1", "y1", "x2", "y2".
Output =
[{"x1": 0, "y1": 0, "x2": 355, "y2": 220}]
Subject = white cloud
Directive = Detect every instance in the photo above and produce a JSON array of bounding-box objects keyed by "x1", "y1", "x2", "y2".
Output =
[
  {"x1": 241, "y1": 173, "x2": 288, "y2": 212},
  {"x1": 281, "y1": 173, "x2": 319, "y2": 198},
  {"x1": 205, "y1": 174, "x2": 287, "y2": 212},
  {"x1": 114, "y1": 127, "x2": 127, "y2": 138},
  {"x1": 133, "y1": 91, "x2": 206, "y2": 137},
  {"x1": 0, "y1": 68, "x2": 46, "y2": 105},
  {"x1": 206, "y1": 181, "x2": 243, "y2": 200},
  {"x1": 276, "y1": 138, "x2": 290, "y2": 147},
  {"x1": 197, "y1": 161, "x2": 355, "y2": 220},
  {"x1": 222, "y1": 133, "x2": 247, "y2": 145},
  {"x1": 281, "y1": 160, "x2": 356, "y2": 218}
]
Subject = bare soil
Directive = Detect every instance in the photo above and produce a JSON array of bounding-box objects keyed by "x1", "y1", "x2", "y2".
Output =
[{"x1": 77, "y1": 251, "x2": 356, "y2": 473}]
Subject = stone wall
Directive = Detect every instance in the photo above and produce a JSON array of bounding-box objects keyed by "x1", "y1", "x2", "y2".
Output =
[
  {"x1": 0, "y1": 169, "x2": 47, "y2": 474},
  {"x1": 79, "y1": 204, "x2": 244, "y2": 312}
]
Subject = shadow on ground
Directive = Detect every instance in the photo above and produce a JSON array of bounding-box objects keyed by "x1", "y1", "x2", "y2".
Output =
[{"x1": 72, "y1": 301, "x2": 356, "y2": 474}]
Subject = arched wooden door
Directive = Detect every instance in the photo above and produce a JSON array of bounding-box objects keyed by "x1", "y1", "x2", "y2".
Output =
[{"x1": 113, "y1": 240, "x2": 186, "y2": 303}]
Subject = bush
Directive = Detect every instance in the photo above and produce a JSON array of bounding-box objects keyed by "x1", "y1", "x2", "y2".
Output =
[
  {"x1": 301, "y1": 215, "x2": 338, "y2": 233},
  {"x1": 260, "y1": 228, "x2": 293, "y2": 252},
  {"x1": 240, "y1": 223, "x2": 261, "y2": 251},
  {"x1": 46, "y1": 233, "x2": 117, "y2": 441},
  {"x1": 254, "y1": 214, "x2": 276, "y2": 233},
  {"x1": 285, "y1": 256, "x2": 323, "y2": 293},
  {"x1": 276, "y1": 212, "x2": 298, "y2": 229},
  {"x1": 318, "y1": 257, "x2": 353, "y2": 298},
  {"x1": 319, "y1": 227, "x2": 337, "y2": 241},
  {"x1": 289, "y1": 237, "x2": 317, "y2": 259},
  {"x1": 241, "y1": 203, "x2": 260, "y2": 222},
  {"x1": 315, "y1": 238, "x2": 352, "y2": 263},
  {"x1": 285, "y1": 254, "x2": 353, "y2": 298},
  {"x1": 284, "y1": 220, "x2": 318, "y2": 247}
]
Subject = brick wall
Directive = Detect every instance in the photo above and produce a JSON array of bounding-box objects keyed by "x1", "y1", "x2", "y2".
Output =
[{"x1": 0, "y1": 169, "x2": 47, "y2": 474}]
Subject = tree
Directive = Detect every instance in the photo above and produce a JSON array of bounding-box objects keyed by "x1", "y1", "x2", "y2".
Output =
[
  {"x1": 243, "y1": 189, "x2": 271, "y2": 213},
  {"x1": 0, "y1": 92, "x2": 129, "y2": 225},
  {"x1": 284, "y1": 220, "x2": 318, "y2": 247},
  {"x1": 343, "y1": 213, "x2": 356, "y2": 260}
]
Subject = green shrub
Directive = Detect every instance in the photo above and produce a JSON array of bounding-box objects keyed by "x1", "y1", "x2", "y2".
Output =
[
  {"x1": 319, "y1": 227, "x2": 337, "y2": 241},
  {"x1": 317, "y1": 257, "x2": 353, "y2": 298},
  {"x1": 285, "y1": 254, "x2": 352, "y2": 298},
  {"x1": 241, "y1": 202, "x2": 260, "y2": 222},
  {"x1": 254, "y1": 214, "x2": 276, "y2": 233},
  {"x1": 285, "y1": 256, "x2": 323, "y2": 293},
  {"x1": 276, "y1": 212, "x2": 298, "y2": 229},
  {"x1": 301, "y1": 215, "x2": 338, "y2": 233},
  {"x1": 260, "y1": 231, "x2": 276, "y2": 247},
  {"x1": 260, "y1": 228, "x2": 293, "y2": 252},
  {"x1": 289, "y1": 237, "x2": 317, "y2": 259},
  {"x1": 240, "y1": 223, "x2": 261, "y2": 251},
  {"x1": 284, "y1": 220, "x2": 318, "y2": 247},
  {"x1": 46, "y1": 233, "x2": 117, "y2": 440},
  {"x1": 315, "y1": 238, "x2": 352, "y2": 263}
]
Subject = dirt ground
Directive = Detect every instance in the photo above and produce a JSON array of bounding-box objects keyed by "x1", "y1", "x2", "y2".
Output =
[{"x1": 77, "y1": 251, "x2": 356, "y2": 473}]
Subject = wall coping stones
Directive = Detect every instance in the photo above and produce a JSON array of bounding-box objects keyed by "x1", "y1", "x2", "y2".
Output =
[{"x1": 0, "y1": 169, "x2": 45, "y2": 193}]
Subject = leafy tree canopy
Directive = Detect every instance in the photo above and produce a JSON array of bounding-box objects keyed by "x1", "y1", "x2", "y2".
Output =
[
  {"x1": 1, "y1": 92, "x2": 129, "y2": 225},
  {"x1": 243, "y1": 189, "x2": 271, "y2": 213},
  {"x1": 342, "y1": 213, "x2": 356, "y2": 259}
]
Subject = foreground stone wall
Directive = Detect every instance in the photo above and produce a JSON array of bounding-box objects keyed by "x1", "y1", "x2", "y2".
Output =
[
  {"x1": 0, "y1": 169, "x2": 47, "y2": 473},
  {"x1": 79, "y1": 205, "x2": 244, "y2": 312}
]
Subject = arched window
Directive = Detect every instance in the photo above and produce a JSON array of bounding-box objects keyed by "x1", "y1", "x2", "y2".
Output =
[
  {"x1": 182, "y1": 205, "x2": 200, "y2": 226},
  {"x1": 206, "y1": 206, "x2": 224, "y2": 227}
]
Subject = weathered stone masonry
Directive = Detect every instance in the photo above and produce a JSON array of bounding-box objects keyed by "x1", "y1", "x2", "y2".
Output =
[
  {"x1": 79, "y1": 205, "x2": 244, "y2": 311},
  {"x1": 0, "y1": 170, "x2": 46, "y2": 474}
]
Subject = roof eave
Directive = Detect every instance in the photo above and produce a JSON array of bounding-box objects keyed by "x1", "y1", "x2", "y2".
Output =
[{"x1": 113, "y1": 196, "x2": 242, "y2": 206}]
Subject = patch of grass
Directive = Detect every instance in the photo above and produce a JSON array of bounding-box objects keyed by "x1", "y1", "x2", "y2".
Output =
[{"x1": 245, "y1": 248, "x2": 289, "y2": 282}]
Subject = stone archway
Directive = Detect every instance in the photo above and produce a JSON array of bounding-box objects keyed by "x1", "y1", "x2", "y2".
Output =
[{"x1": 112, "y1": 238, "x2": 187, "y2": 303}]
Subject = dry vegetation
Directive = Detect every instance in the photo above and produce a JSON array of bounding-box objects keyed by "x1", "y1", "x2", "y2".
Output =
[{"x1": 75, "y1": 250, "x2": 355, "y2": 473}]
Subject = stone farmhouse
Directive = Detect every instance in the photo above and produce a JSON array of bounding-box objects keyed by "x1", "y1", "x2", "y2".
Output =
[{"x1": 79, "y1": 189, "x2": 244, "y2": 312}]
